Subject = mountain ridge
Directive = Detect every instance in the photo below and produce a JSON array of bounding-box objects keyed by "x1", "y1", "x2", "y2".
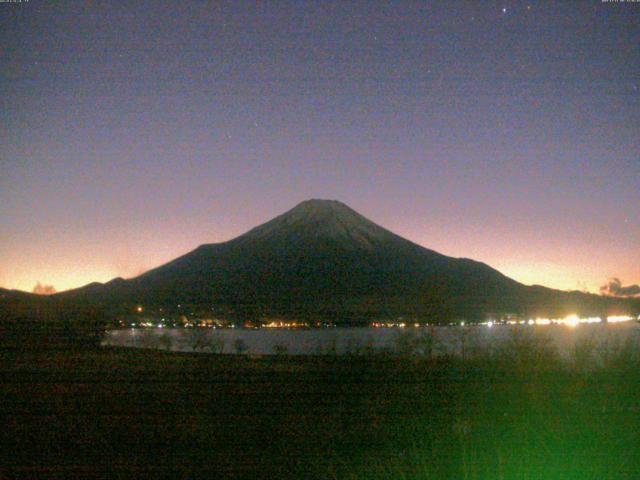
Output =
[
  {"x1": 42, "y1": 199, "x2": 637, "y2": 322},
  {"x1": 3, "y1": 200, "x2": 637, "y2": 323}
]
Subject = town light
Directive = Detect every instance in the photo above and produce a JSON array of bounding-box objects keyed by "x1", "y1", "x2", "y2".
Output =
[{"x1": 563, "y1": 315, "x2": 580, "y2": 327}]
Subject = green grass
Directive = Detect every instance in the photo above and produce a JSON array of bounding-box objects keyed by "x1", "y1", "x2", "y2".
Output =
[{"x1": 1, "y1": 340, "x2": 639, "y2": 479}]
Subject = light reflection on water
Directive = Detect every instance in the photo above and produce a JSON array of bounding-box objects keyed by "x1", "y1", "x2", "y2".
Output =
[{"x1": 103, "y1": 322, "x2": 640, "y2": 357}]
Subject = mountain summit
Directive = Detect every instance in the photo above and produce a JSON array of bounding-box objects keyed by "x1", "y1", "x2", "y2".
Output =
[
  {"x1": 237, "y1": 199, "x2": 398, "y2": 249},
  {"x1": 55, "y1": 199, "x2": 636, "y2": 323}
]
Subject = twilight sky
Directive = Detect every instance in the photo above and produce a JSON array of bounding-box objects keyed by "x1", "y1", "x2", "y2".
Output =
[{"x1": 1, "y1": 1, "x2": 638, "y2": 294}]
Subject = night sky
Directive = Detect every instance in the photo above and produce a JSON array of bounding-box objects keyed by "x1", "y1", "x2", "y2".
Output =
[{"x1": 1, "y1": 1, "x2": 638, "y2": 294}]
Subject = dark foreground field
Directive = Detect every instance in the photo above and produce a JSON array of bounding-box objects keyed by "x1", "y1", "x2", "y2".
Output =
[{"x1": 2, "y1": 341, "x2": 639, "y2": 479}]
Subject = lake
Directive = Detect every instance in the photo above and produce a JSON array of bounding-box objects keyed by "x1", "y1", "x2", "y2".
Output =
[{"x1": 104, "y1": 321, "x2": 640, "y2": 357}]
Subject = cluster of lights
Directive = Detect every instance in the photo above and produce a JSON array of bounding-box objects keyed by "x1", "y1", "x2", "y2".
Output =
[
  {"x1": 371, "y1": 322, "x2": 426, "y2": 328},
  {"x1": 197, "y1": 319, "x2": 219, "y2": 328},
  {"x1": 128, "y1": 304, "x2": 637, "y2": 330},
  {"x1": 486, "y1": 314, "x2": 636, "y2": 328},
  {"x1": 136, "y1": 321, "x2": 155, "y2": 328},
  {"x1": 263, "y1": 321, "x2": 308, "y2": 328},
  {"x1": 607, "y1": 315, "x2": 637, "y2": 323}
]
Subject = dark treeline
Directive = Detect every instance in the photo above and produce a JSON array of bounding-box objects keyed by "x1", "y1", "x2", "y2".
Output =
[{"x1": 0, "y1": 294, "x2": 110, "y2": 350}]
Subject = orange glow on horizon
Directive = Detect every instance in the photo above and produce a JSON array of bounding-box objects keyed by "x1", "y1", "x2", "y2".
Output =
[
  {"x1": 2, "y1": 215, "x2": 638, "y2": 296},
  {"x1": 4, "y1": 255, "x2": 639, "y2": 297}
]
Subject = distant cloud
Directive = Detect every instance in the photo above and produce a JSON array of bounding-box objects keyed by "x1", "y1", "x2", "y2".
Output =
[
  {"x1": 32, "y1": 282, "x2": 56, "y2": 295},
  {"x1": 600, "y1": 278, "x2": 640, "y2": 298}
]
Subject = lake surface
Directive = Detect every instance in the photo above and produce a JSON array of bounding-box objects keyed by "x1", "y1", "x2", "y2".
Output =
[{"x1": 104, "y1": 322, "x2": 640, "y2": 357}]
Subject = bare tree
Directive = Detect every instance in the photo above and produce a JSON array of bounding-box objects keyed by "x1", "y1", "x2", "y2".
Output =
[
  {"x1": 187, "y1": 328, "x2": 226, "y2": 353},
  {"x1": 272, "y1": 342, "x2": 289, "y2": 356},
  {"x1": 395, "y1": 330, "x2": 419, "y2": 357},
  {"x1": 158, "y1": 334, "x2": 173, "y2": 351},
  {"x1": 455, "y1": 325, "x2": 472, "y2": 361},
  {"x1": 415, "y1": 326, "x2": 438, "y2": 359},
  {"x1": 232, "y1": 338, "x2": 248, "y2": 355}
]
